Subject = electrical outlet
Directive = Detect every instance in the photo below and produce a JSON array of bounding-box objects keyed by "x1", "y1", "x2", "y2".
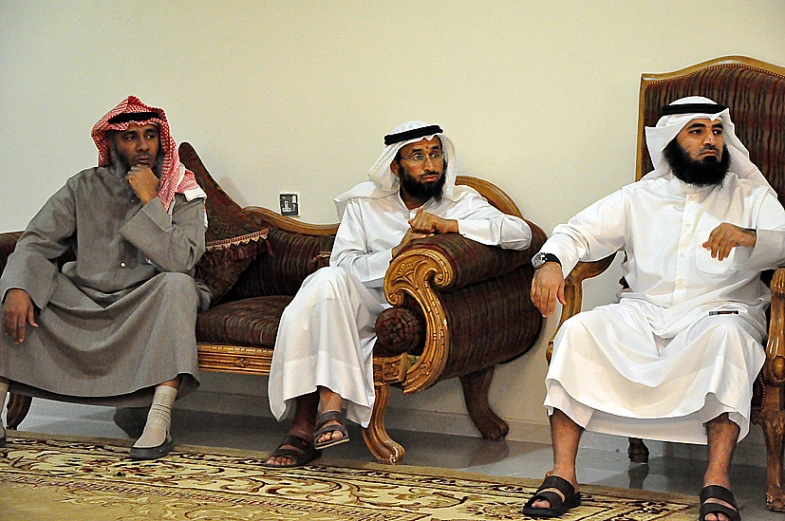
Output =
[{"x1": 279, "y1": 192, "x2": 300, "y2": 216}]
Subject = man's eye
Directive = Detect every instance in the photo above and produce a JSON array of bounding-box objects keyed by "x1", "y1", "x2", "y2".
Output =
[{"x1": 411, "y1": 154, "x2": 425, "y2": 161}]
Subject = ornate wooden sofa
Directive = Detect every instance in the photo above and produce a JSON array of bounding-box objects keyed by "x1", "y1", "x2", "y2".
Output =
[
  {"x1": 547, "y1": 56, "x2": 785, "y2": 510},
  {"x1": 3, "y1": 141, "x2": 546, "y2": 464}
]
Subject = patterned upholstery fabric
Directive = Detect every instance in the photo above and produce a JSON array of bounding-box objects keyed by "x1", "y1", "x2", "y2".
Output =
[
  {"x1": 639, "y1": 62, "x2": 785, "y2": 411},
  {"x1": 226, "y1": 227, "x2": 331, "y2": 300},
  {"x1": 375, "y1": 307, "x2": 426, "y2": 356},
  {"x1": 399, "y1": 233, "x2": 534, "y2": 290},
  {"x1": 179, "y1": 142, "x2": 269, "y2": 305},
  {"x1": 196, "y1": 295, "x2": 293, "y2": 347}
]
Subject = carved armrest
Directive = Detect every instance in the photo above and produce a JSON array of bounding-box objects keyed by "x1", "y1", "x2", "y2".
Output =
[
  {"x1": 0, "y1": 232, "x2": 23, "y2": 276},
  {"x1": 764, "y1": 267, "x2": 785, "y2": 386},
  {"x1": 385, "y1": 231, "x2": 542, "y2": 393},
  {"x1": 394, "y1": 233, "x2": 535, "y2": 292},
  {"x1": 546, "y1": 254, "x2": 617, "y2": 361}
]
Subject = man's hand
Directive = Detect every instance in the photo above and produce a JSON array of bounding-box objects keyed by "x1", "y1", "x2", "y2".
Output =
[
  {"x1": 2, "y1": 289, "x2": 37, "y2": 344},
  {"x1": 392, "y1": 228, "x2": 430, "y2": 258},
  {"x1": 408, "y1": 207, "x2": 459, "y2": 235},
  {"x1": 531, "y1": 263, "x2": 566, "y2": 317},
  {"x1": 702, "y1": 222, "x2": 757, "y2": 261},
  {"x1": 126, "y1": 165, "x2": 160, "y2": 205}
]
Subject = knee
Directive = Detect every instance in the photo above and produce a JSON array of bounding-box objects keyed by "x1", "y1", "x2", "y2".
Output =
[
  {"x1": 301, "y1": 267, "x2": 354, "y2": 297},
  {"x1": 157, "y1": 272, "x2": 199, "y2": 304}
]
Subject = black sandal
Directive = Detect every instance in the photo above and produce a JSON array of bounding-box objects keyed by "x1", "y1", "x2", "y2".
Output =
[
  {"x1": 523, "y1": 475, "x2": 582, "y2": 518},
  {"x1": 700, "y1": 485, "x2": 741, "y2": 521},
  {"x1": 313, "y1": 410, "x2": 350, "y2": 450},
  {"x1": 261, "y1": 434, "x2": 321, "y2": 469}
]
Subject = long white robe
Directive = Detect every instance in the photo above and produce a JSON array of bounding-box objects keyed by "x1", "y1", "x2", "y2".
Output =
[
  {"x1": 268, "y1": 185, "x2": 532, "y2": 426},
  {"x1": 541, "y1": 172, "x2": 785, "y2": 443}
]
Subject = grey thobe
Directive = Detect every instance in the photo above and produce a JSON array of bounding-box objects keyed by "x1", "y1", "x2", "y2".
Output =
[{"x1": 0, "y1": 165, "x2": 208, "y2": 407}]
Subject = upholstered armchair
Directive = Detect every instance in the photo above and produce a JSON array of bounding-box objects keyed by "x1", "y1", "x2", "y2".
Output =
[
  {"x1": 4, "y1": 142, "x2": 546, "y2": 465},
  {"x1": 547, "y1": 56, "x2": 785, "y2": 511}
]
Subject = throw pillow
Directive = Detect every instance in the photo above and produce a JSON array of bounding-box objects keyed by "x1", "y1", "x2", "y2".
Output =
[
  {"x1": 179, "y1": 142, "x2": 271, "y2": 305},
  {"x1": 196, "y1": 229, "x2": 269, "y2": 305}
]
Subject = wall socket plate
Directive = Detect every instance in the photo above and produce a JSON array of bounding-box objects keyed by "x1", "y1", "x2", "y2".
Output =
[{"x1": 279, "y1": 192, "x2": 300, "y2": 216}]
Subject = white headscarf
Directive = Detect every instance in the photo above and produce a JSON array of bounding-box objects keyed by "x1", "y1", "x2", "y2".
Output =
[
  {"x1": 334, "y1": 121, "x2": 459, "y2": 219},
  {"x1": 642, "y1": 96, "x2": 769, "y2": 187}
]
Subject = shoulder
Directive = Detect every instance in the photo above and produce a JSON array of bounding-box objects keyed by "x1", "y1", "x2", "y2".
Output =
[
  {"x1": 334, "y1": 181, "x2": 397, "y2": 220},
  {"x1": 451, "y1": 185, "x2": 483, "y2": 200},
  {"x1": 727, "y1": 174, "x2": 774, "y2": 197},
  {"x1": 65, "y1": 167, "x2": 106, "y2": 188}
]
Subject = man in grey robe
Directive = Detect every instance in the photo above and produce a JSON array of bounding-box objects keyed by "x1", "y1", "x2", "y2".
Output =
[{"x1": 0, "y1": 96, "x2": 208, "y2": 460}]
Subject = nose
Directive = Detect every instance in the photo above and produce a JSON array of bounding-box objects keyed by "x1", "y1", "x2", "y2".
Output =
[
  {"x1": 136, "y1": 136, "x2": 150, "y2": 151},
  {"x1": 704, "y1": 132, "x2": 717, "y2": 145},
  {"x1": 423, "y1": 155, "x2": 435, "y2": 168}
]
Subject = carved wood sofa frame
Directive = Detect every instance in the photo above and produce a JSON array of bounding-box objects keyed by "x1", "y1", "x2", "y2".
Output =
[{"x1": 546, "y1": 55, "x2": 785, "y2": 511}]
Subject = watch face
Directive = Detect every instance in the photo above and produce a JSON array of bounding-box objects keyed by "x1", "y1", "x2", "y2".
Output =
[{"x1": 532, "y1": 253, "x2": 545, "y2": 269}]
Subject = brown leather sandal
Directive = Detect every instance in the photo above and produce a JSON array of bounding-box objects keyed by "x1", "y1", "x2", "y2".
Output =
[
  {"x1": 261, "y1": 434, "x2": 321, "y2": 469},
  {"x1": 313, "y1": 410, "x2": 350, "y2": 450}
]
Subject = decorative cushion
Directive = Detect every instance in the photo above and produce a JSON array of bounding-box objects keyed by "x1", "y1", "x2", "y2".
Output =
[
  {"x1": 374, "y1": 306, "x2": 426, "y2": 356},
  {"x1": 196, "y1": 295, "x2": 293, "y2": 347},
  {"x1": 179, "y1": 142, "x2": 270, "y2": 305},
  {"x1": 196, "y1": 230, "x2": 270, "y2": 305}
]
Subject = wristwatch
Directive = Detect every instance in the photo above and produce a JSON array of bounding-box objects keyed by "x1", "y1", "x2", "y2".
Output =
[{"x1": 532, "y1": 252, "x2": 561, "y2": 270}]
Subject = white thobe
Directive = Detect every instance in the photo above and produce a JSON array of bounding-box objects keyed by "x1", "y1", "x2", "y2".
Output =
[
  {"x1": 268, "y1": 186, "x2": 532, "y2": 426},
  {"x1": 542, "y1": 172, "x2": 785, "y2": 443}
]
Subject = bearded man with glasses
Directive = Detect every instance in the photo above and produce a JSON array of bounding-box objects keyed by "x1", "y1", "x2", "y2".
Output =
[{"x1": 262, "y1": 121, "x2": 532, "y2": 468}]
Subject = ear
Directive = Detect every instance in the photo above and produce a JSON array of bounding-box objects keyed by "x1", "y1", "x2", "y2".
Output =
[{"x1": 390, "y1": 160, "x2": 401, "y2": 178}]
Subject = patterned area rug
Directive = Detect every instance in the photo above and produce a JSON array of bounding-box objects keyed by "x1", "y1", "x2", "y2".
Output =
[{"x1": 0, "y1": 432, "x2": 697, "y2": 520}]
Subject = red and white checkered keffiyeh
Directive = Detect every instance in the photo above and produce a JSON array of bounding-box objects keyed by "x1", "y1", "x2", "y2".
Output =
[{"x1": 91, "y1": 95, "x2": 205, "y2": 214}]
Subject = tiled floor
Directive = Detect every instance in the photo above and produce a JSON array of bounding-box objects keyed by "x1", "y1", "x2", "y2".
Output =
[{"x1": 8, "y1": 399, "x2": 784, "y2": 520}]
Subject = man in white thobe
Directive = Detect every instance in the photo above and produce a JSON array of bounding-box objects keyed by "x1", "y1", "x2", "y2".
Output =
[
  {"x1": 525, "y1": 97, "x2": 785, "y2": 521},
  {"x1": 263, "y1": 121, "x2": 532, "y2": 468}
]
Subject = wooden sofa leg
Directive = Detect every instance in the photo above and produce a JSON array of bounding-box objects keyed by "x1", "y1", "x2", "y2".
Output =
[
  {"x1": 7, "y1": 393, "x2": 32, "y2": 430},
  {"x1": 754, "y1": 395, "x2": 785, "y2": 512},
  {"x1": 362, "y1": 381, "x2": 405, "y2": 464},
  {"x1": 627, "y1": 437, "x2": 649, "y2": 464},
  {"x1": 460, "y1": 367, "x2": 509, "y2": 440}
]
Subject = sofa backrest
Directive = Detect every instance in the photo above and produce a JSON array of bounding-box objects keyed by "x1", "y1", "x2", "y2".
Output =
[{"x1": 225, "y1": 226, "x2": 335, "y2": 299}]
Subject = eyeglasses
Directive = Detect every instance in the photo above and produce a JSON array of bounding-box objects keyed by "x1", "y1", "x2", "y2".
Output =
[{"x1": 400, "y1": 150, "x2": 444, "y2": 165}]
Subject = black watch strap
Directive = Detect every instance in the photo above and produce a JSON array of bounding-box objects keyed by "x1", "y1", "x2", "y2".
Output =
[{"x1": 533, "y1": 252, "x2": 562, "y2": 269}]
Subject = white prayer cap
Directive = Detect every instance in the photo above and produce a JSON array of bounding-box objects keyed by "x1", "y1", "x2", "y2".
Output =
[
  {"x1": 334, "y1": 121, "x2": 459, "y2": 219},
  {"x1": 643, "y1": 96, "x2": 767, "y2": 186}
]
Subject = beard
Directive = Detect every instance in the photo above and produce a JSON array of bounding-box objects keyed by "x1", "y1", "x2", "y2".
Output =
[
  {"x1": 398, "y1": 159, "x2": 447, "y2": 202},
  {"x1": 108, "y1": 137, "x2": 164, "y2": 178},
  {"x1": 663, "y1": 139, "x2": 730, "y2": 187}
]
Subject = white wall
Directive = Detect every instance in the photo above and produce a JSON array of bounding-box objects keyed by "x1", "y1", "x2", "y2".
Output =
[{"x1": 2, "y1": 1, "x2": 785, "y2": 440}]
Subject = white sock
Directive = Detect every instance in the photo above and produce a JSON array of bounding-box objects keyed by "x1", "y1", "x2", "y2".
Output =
[
  {"x1": 133, "y1": 385, "x2": 177, "y2": 449},
  {"x1": 0, "y1": 380, "x2": 8, "y2": 436}
]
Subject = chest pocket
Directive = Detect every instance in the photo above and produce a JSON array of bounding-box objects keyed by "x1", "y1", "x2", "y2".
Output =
[{"x1": 693, "y1": 223, "x2": 752, "y2": 276}]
